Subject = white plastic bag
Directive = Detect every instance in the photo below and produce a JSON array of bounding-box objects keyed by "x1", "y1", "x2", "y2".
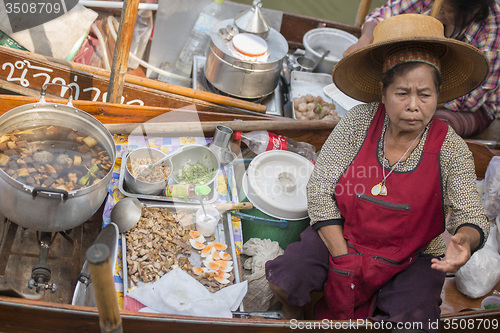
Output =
[
  {"x1": 482, "y1": 156, "x2": 500, "y2": 220},
  {"x1": 241, "y1": 238, "x2": 284, "y2": 311},
  {"x1": 455, "y1": 223, "x2": 500, "y2": 298}
]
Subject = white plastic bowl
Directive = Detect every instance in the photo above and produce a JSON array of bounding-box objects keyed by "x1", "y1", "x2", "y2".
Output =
[{"x1": 242, "y1": 150, "x2": 314, "y2": 220}]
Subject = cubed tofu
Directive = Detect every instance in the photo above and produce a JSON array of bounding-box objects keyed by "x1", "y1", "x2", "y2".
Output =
[
  {"x1": 17, "y1": 168, "x2": 30, "y2": 177},
  {"x1": 0, "y1": 153, "x2": 10, "y2": 166},
  {"x1": 83, "y1": 136, "x2": 98, "y2": 148},
  {"x1": 73, "y1": 155, "x2": 82, "y2": 166}
]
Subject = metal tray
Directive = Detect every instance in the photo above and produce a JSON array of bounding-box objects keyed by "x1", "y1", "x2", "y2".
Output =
[
  {"x1": 118, "y1": 158, "x2": 219, "y2": 204},
  {"x1": 122, "y1": 200, "x2": 241, "y2": 298},
  {"x1": 290, "y1": 70, "x2": 347, "y2": 119}
]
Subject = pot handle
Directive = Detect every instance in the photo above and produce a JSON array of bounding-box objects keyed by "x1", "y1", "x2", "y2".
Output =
[
  {"x1": 32, "y1": 187, "x2": 69, "y2": 201},
  {"x1": 231, "y1": 60, "x2": 255, "y2": 72},
  {"x1": 39, "y1": 83, "x2": 74, "y2": 106}
]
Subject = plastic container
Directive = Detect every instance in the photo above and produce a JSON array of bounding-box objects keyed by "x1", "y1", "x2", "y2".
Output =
[
  {"x1": 303, "y1": 28, "x2": 358, "y2": 74},
  {"x1": 481, "y1": 296, "x2": 500, "y2": 310},
  {"x1": 196, "y1": 206, "x2": 220, "y2": 236},
  {"x1": 173, "y1": 0, "x2": 223, "y2": 77},
  {"x1": 238, "y1": 150, "x2": 314, "y2": 249},
  {"x1": 238, "y1": 191, "x2": 309, "y2": 250}
]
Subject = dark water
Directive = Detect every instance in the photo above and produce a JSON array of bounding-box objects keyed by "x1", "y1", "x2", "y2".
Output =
[{"x1": 231, "y1": 0, "x2": 387, "y2": 25}]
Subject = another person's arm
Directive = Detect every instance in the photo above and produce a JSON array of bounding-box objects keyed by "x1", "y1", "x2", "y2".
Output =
[{"x1": 343, "y1": 0, "x2": 431, "y2": 57}]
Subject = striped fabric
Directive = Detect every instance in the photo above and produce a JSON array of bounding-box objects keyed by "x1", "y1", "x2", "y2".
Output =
[{"x1": 366, "y1": 0, "x2": 500, "y2": 119}]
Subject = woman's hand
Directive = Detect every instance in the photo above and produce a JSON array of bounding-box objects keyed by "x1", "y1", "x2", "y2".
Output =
[
  {"x1": 431, "y1": 226, "x2": 481, "y2": 273},
  {"x1": 318, "y1": 224, "x2": 348, "y2": 257}
]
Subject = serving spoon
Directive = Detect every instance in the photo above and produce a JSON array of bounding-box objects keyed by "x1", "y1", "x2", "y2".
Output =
[
  {"x1": 111, "y1": 198, "x2": 254, "y2": 233},
  {"x1": 133, "y1": 150, "x2": 179, "y2": 177}
]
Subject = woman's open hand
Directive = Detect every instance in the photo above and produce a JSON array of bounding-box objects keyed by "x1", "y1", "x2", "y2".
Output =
[{"x1": 431, "y1": 226, "x2": 481, "y2": 273}]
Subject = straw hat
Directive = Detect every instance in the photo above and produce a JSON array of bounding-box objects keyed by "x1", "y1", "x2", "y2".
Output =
[{"x1": 332, "y1": 14, "x2": 489, "y2": 103}]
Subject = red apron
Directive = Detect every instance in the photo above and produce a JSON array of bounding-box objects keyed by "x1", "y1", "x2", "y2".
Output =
[{"x1": 316, "y1": 104, "x2": 448, "y2": 320}]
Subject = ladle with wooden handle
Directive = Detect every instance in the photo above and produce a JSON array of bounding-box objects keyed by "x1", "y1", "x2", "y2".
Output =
[{"x1": 111, "y1": 198, "x2": 253, "y2": 234}]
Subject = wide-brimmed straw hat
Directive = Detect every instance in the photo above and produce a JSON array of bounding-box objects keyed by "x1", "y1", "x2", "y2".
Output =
[{"x1": 332, "y1": 14, "x2": 489, "y2": 103}]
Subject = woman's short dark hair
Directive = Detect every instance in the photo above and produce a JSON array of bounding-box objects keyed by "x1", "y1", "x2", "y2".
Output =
[
  {"x1": 449, "y1": 0, "x2": 494, "y2": 39},
  {"x1": 381, "y1": 62, "x2": 442, "y2": 97}
]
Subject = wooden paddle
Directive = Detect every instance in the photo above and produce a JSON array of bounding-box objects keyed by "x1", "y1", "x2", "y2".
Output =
[
  {"x1": 87, "y1": 243, "x2": 123, "y2": 333},
  {"x1": 104, "y1": 119, "x2": 337, "y2": 136},
  {"x1": 430, "y1": 0, "x2": 445, "y2": 18},
  {"x1": 355, "y1": 0, "x2": 373, "y2": 27},
  {"x1": 107, "y1": 0, "x2": 140, "y2": 103}
]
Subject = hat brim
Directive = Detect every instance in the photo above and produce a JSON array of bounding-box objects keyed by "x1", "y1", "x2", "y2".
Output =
[{"x1": 332, "y1": 37, "x2": 490, "y2": 104}]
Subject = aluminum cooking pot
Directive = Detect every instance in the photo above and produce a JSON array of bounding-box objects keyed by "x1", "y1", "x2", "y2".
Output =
[
  {"x1": 0, "y1": 87, "x2": 116, "y2": 232},
  {"x1": 204, "y1": 19, "x2": 288, "y2": 99}
]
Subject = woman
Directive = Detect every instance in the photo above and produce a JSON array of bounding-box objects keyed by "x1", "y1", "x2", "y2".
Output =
[
  {"x1": 344, "y1": 0, "x2": 499, "y2": 138},
  {"x1": 265, "y1": 14, "x2": 490, "y2": 332}
]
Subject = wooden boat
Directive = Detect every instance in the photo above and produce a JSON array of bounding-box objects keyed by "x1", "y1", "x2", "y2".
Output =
[
  {"x1": 1, "y1": 3, "x2": 500, "y2": 333},
  {"x1": 0, "y1": 96, "x2": 499, "y2": 333}
]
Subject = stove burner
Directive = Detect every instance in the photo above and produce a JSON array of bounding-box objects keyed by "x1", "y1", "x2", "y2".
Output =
[{"x1": 28, "y1": 231, "x2": 57, "y2": 293}]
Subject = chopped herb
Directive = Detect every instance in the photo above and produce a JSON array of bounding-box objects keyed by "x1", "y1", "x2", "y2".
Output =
[{"x1": 176, "y1": 160, "x2": 214, "y2": 185}]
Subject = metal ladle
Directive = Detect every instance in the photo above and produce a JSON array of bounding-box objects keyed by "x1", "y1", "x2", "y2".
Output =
[
  {"x1": 110, "y1": 197, "x2": 143, "y2": 233},
  {"x1": 312, "y1": 50, "x2": 330, "y2": 71}
]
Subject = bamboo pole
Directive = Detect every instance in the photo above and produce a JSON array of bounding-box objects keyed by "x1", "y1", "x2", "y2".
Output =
[
  {"x1": 87, "y1": 243, "x2": 123, "y2": 333},
  {"x1": 430, "y1": 0, "x2": 445, "y2": 18},
  {"x1": 355, "y1": 0, "x2": 373, "y2": 27},
  {"x1": 107, "y1": 0, "x2": 140, "y2": 103},
  {"x1": 104, "y1": 119, "x2": 337, "y2": 136}
]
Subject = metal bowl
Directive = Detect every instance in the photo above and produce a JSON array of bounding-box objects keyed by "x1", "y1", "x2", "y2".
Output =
[
  {"x1": 170, "y1": 145, "x2": 219, "y2": 186},
  {"x1": 303, "y1": 28, "x2": 358, "y2": 74},
  {"x1": 124, "y1": 147, "x2": 172, "y2": 195}
]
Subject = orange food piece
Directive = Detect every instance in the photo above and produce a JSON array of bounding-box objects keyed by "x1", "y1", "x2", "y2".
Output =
[
  {"x1": 189, "y1": 230, "x2": 201, "y2": 239},
  {"x1": 210, "y1": 242, "x2": 227, "y2": 251}
]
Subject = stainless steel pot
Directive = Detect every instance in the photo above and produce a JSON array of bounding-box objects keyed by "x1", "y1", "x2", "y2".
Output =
[
  {"x1": 0, "y1": 91, "x2": 116, "y2": 232},
  {"x1": 204, "y1": 19, "x2": 288, "y2": 99}
]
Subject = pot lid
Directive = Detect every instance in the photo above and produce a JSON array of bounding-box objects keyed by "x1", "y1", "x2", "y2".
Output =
[
  {"x1": 234, "y1": 0, "x2": 271, "y2": 37},
  {"x1": 242, "y1": 150, "x2": 314, "y2": 220},
  {"x1": 231, "y1": 33, "x2": 268, "y2": 57},
  {"x1": 212, "y1": 19, "x2": 288, "y2": 64}
]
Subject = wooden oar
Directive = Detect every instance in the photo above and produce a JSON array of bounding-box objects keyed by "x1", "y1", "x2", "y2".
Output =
[
  {"x1": 104, "y1": 119, "x2": 337, "y2": 136},
  {"x1": 430, "y1": 0, "x2": 445, "y2": 18},
  {"x1": 107, "y1": 0, "x2": 140, "y2": 103},
  {"x1": 87, "y1": 243, "x2": 123, "y2": 333},
  {"x1": 355, "y1": 0, "x2": 373, "y2": 27},
  {"x1": 6, "y1": 48, "x2": 267, "y2": 113}
]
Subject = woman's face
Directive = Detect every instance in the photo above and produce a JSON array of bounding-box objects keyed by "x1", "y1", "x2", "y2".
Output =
[{"x1": 381, "y1": 64, "x2": 439, "y2": 136}]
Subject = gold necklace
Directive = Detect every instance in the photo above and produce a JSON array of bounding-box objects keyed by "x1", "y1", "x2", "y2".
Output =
[{"x1": 371, "y1": 126, "x2": 425, "y2": 196}]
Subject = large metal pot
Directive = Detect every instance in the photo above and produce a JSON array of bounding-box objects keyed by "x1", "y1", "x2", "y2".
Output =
[
  {"x1": 204, "y1": 19, "x2": 288, "y2": 99},
  {"x1": 0, "y1": 94, "x2": 116, "y2": 232}
]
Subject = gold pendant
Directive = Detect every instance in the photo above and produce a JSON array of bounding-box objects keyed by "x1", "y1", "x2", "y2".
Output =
[{"x1": 371, "y1": 183, "x2": 383, "y2": 196}]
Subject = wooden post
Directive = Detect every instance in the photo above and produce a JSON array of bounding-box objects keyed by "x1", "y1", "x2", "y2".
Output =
[
  {"x1": 107, "y1": 0, "x2": 140, "y2": 103},
  {"x1": 430, "y1": 0, "x2": 445, "y2": 18},
  {"x1": 87, "y1": 243, "x2": 123, "y2": 333},
  {"x1": 355, "y1": 0, "x2": 373, "y2": 27}
]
